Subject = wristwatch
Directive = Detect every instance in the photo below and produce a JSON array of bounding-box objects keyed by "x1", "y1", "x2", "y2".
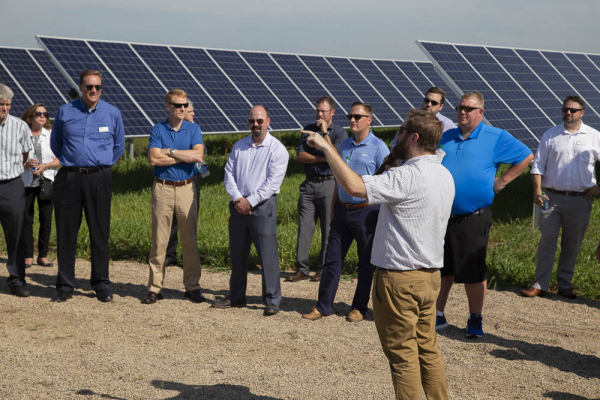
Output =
[
  {"x1": 322, "y1": 131, "x2": 330, "y2": 136},
  {"x1": 170, "y1": 149, "x2": 176, "y2": 157}
]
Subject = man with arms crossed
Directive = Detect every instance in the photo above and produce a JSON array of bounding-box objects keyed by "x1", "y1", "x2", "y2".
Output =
[
  {"x1": 521, "y1": 96, "x2": 600, "y2": 299},
  {"x1": 286, "y1": 96, "x2": 347, "y2": 283},
  {"x1": 51, "y1": 70, "x2": 125, "y2": 303},
  {"x1": 143, "y1": 90, "x2": 205, "y2": 304},
  {"x1": 306, "y1": 109, "x2": 453, "y2": 400},
  {"x1": 214, "y1": 105, "x2": 289, "y2": 316},
  {"x1": 436, "y1": 92, "x2": 532, "y2": 337},
  {"x1": 303, "y1": 102, "x2": 389, "y2": 323},
  {"x1": 0, "y1": 84, "x2": 32, "y2": 297},
  {"x1": 164, "y1": 100, "x2": 200, "y2": 268}
]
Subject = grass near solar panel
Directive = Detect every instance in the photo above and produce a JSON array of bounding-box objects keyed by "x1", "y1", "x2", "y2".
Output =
[{"x1": 4, "y1": 129, "x2": 600, "y2": 300}]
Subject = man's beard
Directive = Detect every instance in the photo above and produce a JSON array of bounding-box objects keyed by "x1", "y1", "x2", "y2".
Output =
[{"x1": 391, "y1": 134, "x2": 410, "y2": 161}]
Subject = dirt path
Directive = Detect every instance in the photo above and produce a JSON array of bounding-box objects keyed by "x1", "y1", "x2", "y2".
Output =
[{"x1": 0, "y1": 260, "x2": 598, "y2": 399}]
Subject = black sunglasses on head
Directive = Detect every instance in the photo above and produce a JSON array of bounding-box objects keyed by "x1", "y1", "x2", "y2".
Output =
[
  {"x1": 346, "y1": 114, "x2": 371, "y2": 121},
  {"x1": 562, "y1": 107, "x2": 583, "y2": 114},
  {"x1": 170, "y1": 102, "x2": 189, "y2": 109},
  {"x1": 85, "y1": 85, "x2": 102, "y2": 91},
  {"x1": 423, "y1": 97, "x2": 440, "y2": 106}
]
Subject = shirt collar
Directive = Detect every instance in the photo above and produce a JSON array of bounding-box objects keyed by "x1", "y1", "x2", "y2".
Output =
[
  {"x1": 351, "y1": 131, "x2": 374, "y2": 146},
  {"x1": 560, "y1": 121, "x2": 587, "y2": 135},
  {"x1": 162, "y1": 119, "x2": 189, "y2": 133},
  {"x1": 74, "y1": 98, "x2": 102, "y2": 113},
  {"x1": 455, "y1": 121, "x2": 485, "y2": 141},
  {"x1": 245, "y1": 131, "x2": 272, "y2": 148}
]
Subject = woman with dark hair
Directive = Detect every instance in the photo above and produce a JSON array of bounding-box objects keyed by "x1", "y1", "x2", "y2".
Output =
[{"x1": 20, "y1": 104, "x2": 60, "y2": 268}]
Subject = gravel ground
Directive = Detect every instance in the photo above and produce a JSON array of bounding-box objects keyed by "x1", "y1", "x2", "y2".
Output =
[{"x1": 0, "y1": 260, "x2": 598, "y2": 400}]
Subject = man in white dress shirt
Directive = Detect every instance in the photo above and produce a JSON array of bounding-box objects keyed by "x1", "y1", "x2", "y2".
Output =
[
  {"x1": 521, "y1": 95, "x2": 600, "y2": 299},
  {"x1": 305, "y1": 109, "x2": 454, "y2": 399},
  {"x1": 214, "y1": 105, "x2": 290, "y2": 316}
]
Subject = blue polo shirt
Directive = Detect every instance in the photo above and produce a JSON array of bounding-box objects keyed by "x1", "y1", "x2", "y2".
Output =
[
  {"x1": 148, "y1": 120, "x2": 204, "y2": 182},
  {"x1": 440, "y1": 122, "x2": 531, "y2": 215},
  {"x1": 51, "y1": 98, "x2": 125, "y2": 167},
  {"x1": 338, "y1": 131, "x2": 389, "y2": 204}
]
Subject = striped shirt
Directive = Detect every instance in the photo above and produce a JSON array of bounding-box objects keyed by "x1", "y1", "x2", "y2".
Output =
[
  {"x1": 0, "y1": 114, "x2": 32, "y2": 180},
  {"x1": 363, "y1": 154, "x2": 454, "y2": 271}
]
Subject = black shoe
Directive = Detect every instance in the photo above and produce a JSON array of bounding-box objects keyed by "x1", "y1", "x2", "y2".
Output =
[
  {"x1": 9, "y1": 286, "x2": 30, "y2": 298},
  {"x1": 96, "y1": 290, "x2": 113, "y2": 303},
  {"x1": 36, "y1": 259, "x2": 54, "y2": 268},
  {"x1": 264, "y1": 304, "x2": 279, "y2": 316},
  {"x1": 51, "y1": 291, "x2": 72, "y2": 302},
  {"x1": 184, "y1": 289, "x2": 206, "y2": 303},
  {"x1": 163, "y1": 258, "x2": 178, "y2": 267},
  {"x1": 211, "y1": 297, "x2": 246, "y2": 309},
  {"x1": 141, "y1": 291, "x2": 163, "y2": 304}
]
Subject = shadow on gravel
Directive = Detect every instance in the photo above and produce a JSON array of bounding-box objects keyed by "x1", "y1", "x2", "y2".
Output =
[
  {"x1": 438, "y1": 327, "x2": 600, "y2": 379},
  {"x1": 543, "y1": 391, "x2": 600, "y2": 400},
  {"x1": 150, "y1": 380, "x2": 281, "y2": 399}
]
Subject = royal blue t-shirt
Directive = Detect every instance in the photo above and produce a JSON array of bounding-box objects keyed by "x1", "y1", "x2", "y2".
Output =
[
  {"x1": 440, "y1": 122, "x2": 531, "y2": 215},
  {"x1": 148, "y1": 120, "x2": 204, "y2": 182}
]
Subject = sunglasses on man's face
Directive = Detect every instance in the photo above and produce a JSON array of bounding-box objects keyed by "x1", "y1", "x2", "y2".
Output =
[
  {"x1": 170, "y1": 103, "x2": 189, "y2": 109},
  {"x1": 85, "y1": 85, "x2": 102, "y2": 91},
  {"x1": 34, "y1": 112, "x2": 49, "y2": 118},
  {"x1": 248, "y1": 118, "x2": 265, "y2": 125},
  {"x1": 423, "y1": 98, "x2": 440, "y2": 106},
  {"x1": 346, "y1": 114, "x2": 370, "y2": 121},
  {"x1": 562, "y1": 107, "x2": 583, "y2": 114},
  {"x1": 455, "y1": 105, "x2": 482, "y2": 113}
]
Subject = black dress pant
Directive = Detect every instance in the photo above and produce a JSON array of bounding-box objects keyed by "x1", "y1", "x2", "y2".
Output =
[
  {"x1": 54, "y1": 168, "x2": 112, "y2": 293},
  {"x1": 22, "y1": 186, "x2": 53, "y2": 258},
  {"x1": 0, "y1": 177, "x2": 26, "y2": 288}
]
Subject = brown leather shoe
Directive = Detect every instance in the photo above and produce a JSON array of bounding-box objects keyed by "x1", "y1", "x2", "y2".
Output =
[
  {"x1": 285, "y1": 271, "x2": 310, "y2": 282},
  {"x1": 141, "y1": 291, "x2": 163, "y2": 304},
  {"x1": 310, "y1": 270, "x2": 322, "y2": 282},
  {"x1": 558, "y1": 289, "x2": 577, "y2": 299},
  {"x1": 302, "y1": 307, "x2": 325, "y2": 320},
  {"x1": 346, "y1": 309, "x2": 364, "y2": 322},
  {"x1": 520, "y1": 287, "x2": 546, "y2": 298}
]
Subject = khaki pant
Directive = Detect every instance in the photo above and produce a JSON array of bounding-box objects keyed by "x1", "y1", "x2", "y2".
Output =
[
  {"x1": 148, "y1": 179, "x2": 200, "y2": 293},
  {"x1": 372, "y1": 268, "x2": 448, "y2": 400}
]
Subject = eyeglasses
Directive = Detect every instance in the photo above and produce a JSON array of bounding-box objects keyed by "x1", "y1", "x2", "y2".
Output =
[
  {"x1": 34, "y1": 112, "x2": 49, "y2": 118},
  {"x1": 346, "y1": 114, "x2": 371, "y2": 121},
  {"x1": 248, "y1": 118, "x2": 265, "y2": 125},
  {"x1": 455, "y1": 106, "x2": 482, "y2": 113},
  {"x1": 562, "y1": 107, "x2": 583, "y2": 114},
  {"x1": 169, "y1": 102, "x2": 189, "y2": 109},
  {"x1": 423, "y1": 98, "x2": 441, "y2": 106},
  {"x1": 316, "y1": 109, "x2": 332, "y2": 114},
  {"x1": 85, "y1": 85, "x2": 102, "y2": 91}
]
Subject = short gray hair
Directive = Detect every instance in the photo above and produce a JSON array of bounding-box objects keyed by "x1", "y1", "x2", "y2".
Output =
[
  {"x1": 187, "y1": 99, "x2": 194, "y2": 108},
  {"x1": 0, "y1": 84, "x2": 14, "y2": 101}
]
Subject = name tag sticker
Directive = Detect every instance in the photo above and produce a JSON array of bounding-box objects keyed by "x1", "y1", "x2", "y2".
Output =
[
  {"x1": 576, "y1": 141, "x2": 585, "y2": 145},
  {"x1": 99, "y1": 126, "x2": 109, "y2": 132},
  {"x1": 360, "y1": 153, "x2": 368, "y2": 157}
]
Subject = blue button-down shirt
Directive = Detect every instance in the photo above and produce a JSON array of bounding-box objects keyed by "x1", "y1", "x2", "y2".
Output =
[
  {"x1": 148, "y1": 120, "x2": 204, "y2": 182},
  {"x1": 50, "y1": 99, "x2": 125, "y2": 167},
  {"x1": 338, "y1": 131, "x2": 389, "y2": 205}
]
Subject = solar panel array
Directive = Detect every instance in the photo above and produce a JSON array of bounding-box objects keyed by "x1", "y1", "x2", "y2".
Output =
[
  {"x1": 417, "y1": 40, "x2": 600, "y2": 150},
  {"x1": 0, "y1": 47, "x2": 69, "y2": 117},
  {"x1": 36, "y1": 36, "x2": 459, "y2": 137}
]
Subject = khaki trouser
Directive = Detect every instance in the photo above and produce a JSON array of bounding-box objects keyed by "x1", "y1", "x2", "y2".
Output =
[
  {"x1": 372, "y1": 268, "x2": 448, "y2": 400},
  {"x1": 148, "y1": 179, "x2": 200, "y2": 293}
]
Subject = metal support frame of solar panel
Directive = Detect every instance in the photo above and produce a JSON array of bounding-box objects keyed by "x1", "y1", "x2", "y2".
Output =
[
  {"x1": 0, "y1": 46, "x2": 69, "y2": 118},
  {"x1": 37, "y1": 35, "x2": 458, "y2": 137},
  {"x1": 417, "y1": 40, "x2": 600, "y2": 150}
]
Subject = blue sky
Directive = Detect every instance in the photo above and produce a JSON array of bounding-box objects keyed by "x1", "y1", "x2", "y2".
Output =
[{"x1": 3, "y1": 0, "x2": 600, "y2": 60}]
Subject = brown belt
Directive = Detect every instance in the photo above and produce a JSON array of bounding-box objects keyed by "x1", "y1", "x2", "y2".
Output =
[
  {"x1": 337, "y1": 200, "x2": 370, "y2": 210},
  {"x1": 155, "y1": 177, "x2": 194, "y2": 187},
  {"x1": 545, "y1": 188, "x2": 585, "y2": 197}
]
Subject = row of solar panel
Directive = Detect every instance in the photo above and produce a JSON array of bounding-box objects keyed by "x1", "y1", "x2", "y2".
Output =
[
  {"x1": 0, "y1": 36, "x2": 461, "y2": 137},
  {"x1": 418, "y1": 41, "x2": 600, "y2": 150}
]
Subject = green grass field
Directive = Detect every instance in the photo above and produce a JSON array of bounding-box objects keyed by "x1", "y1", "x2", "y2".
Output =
[{"x1": 8, "y1": 129, "x2": 600, "y2": 299}]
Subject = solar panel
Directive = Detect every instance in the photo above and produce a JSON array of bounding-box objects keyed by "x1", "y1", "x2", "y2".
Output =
[
  {"x1": 206, "y1": 49, "x2": 300, "y2": 131},
  {"x1": 418, "y1": 41, "x2": 600, "y2": 150},
  {"x1": 0, "y1": 47, "x2": 67, "y2": 117},
  {"x1": 36, "y1": 36, "x2": 462, "y2": 137},
  {"x1": 37, "y1": 37, "x2": 153, "y2": 136}
]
